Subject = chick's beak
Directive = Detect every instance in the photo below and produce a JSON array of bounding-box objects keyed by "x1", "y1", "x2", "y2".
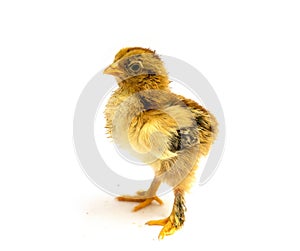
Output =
[{"x1": 103, "y1": 62, "x2": 123, "y2": 76}]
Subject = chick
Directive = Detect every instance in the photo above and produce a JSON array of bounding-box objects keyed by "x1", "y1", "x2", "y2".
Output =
[{"x1": 104, "y1": 47, "x2": 218, "y2": 239}]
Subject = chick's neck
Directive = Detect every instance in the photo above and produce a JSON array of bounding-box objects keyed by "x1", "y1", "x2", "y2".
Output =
[{"x1": 117, "y1": 74, "x2": 171, "y2": 94}]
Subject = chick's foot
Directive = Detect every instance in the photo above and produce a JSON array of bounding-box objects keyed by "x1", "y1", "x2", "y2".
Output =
[
  {"x1": 146, "y1": 191, "x2": 186, "y2": 239},
  {"x1": 146, "y1": 213, "x2": 182, "y2": 240},
  {"x1": 116, "y1": 191, "x2": 163, "y2": 212}
]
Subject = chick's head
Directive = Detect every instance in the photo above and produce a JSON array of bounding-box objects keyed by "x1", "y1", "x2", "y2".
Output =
[{"x1": 104, "y1": 47, "x2": 169, "y2": 89}]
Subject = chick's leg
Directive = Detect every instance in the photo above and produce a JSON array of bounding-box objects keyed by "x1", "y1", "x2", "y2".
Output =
[
  {"x1": 146, "y1": 189, "x2": 186, "y2": 239},
  {"x1": 116, "y1": 178, "x2": 163, "y2": 211}
]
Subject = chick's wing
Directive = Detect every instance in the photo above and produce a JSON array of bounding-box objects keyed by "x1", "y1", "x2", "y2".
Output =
[{"x1": 128, "y1": 99, "x2": 197, "y2": 160}]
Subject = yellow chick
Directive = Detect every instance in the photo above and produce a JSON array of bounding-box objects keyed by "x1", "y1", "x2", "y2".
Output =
[{"x1": 104, "y1": 47, "x2": 218, "y2": 239}]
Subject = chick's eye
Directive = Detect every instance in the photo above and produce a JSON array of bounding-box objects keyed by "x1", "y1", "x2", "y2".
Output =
[
  {"x1": 130, "y1": 64, "x2": 140, "y2": 71},
  {"x1": 128, "y1": 61, "x2": 143, "y2": 73}
]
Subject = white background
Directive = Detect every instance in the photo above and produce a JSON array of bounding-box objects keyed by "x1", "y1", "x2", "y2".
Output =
[{"x1": 1, "y1": 0, "x2": 299, "y2": 250}]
